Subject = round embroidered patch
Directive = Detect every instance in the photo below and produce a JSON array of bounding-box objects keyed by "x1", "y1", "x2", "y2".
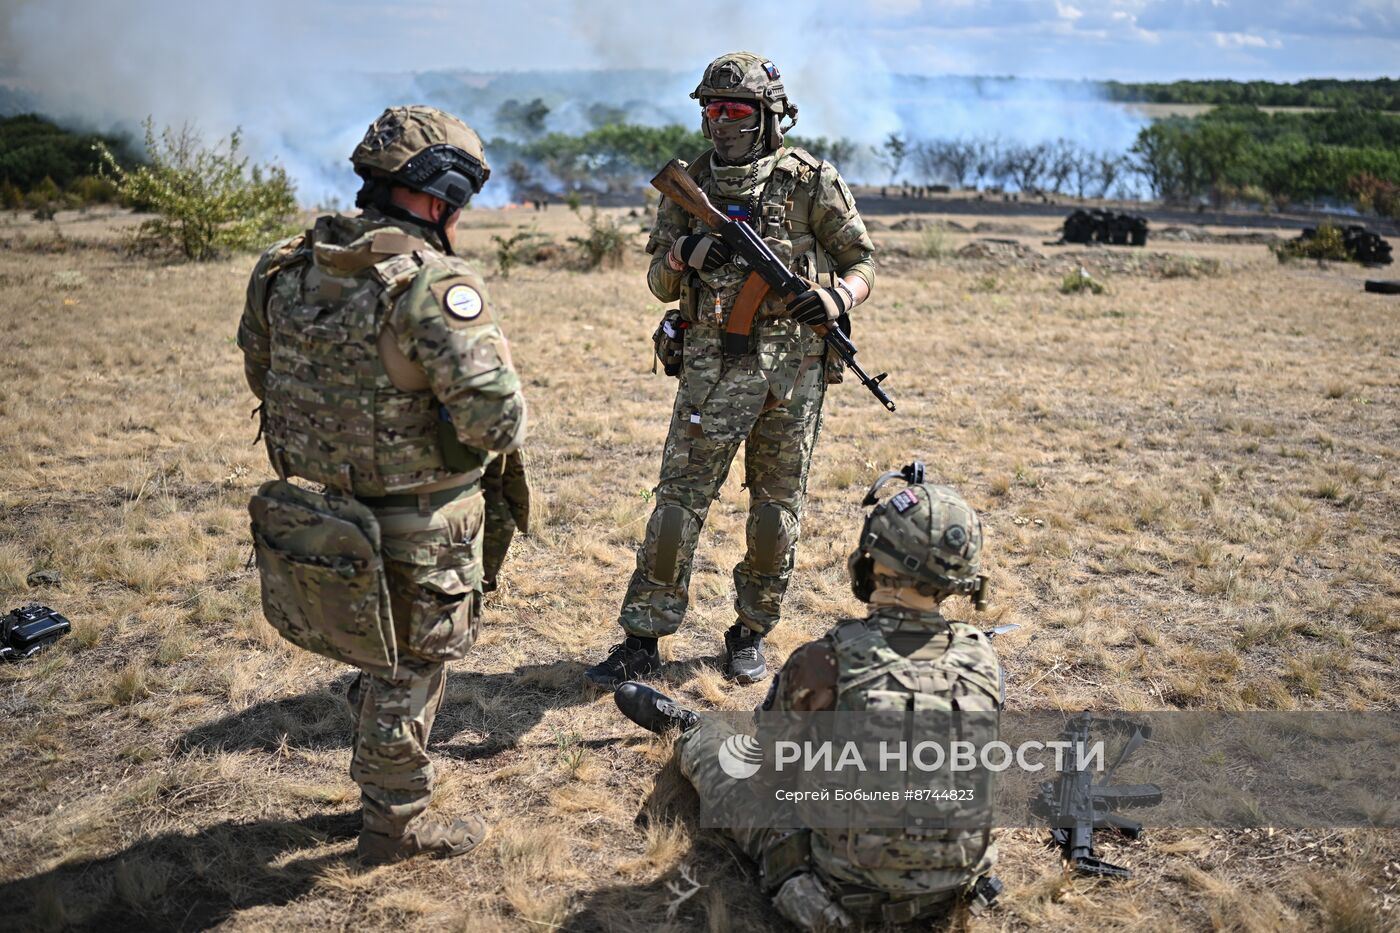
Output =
[{"x1": 443, "y1": 284, "x2": 483, "y2": 321}]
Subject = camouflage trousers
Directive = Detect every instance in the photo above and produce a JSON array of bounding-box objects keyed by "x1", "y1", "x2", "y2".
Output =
[
  {"x1": 348, "y1": 489, "x2": 484, "y2": 838},
  {"x1": 619, "y1": 358, "x2": 826, "y2": 638},
  {"x1": 677, "y1": 716, "x2": 780, "y2": 862},
  {"x1": 677, "y1": 717, "x2": 843, "y2": 932}
]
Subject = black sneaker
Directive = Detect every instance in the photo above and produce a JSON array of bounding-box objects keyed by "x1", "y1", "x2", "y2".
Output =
[
  {"x1": 724, "y1": 623, "x2": 767, "y2": 684},
  {"x1": 585, "y1": 637, "x2": 662, "y2": 689},
  {"x1": 614, "y1": 681, "x2": 699, "y2": 734}
]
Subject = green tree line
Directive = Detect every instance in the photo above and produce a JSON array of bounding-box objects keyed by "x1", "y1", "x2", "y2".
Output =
[
  {"x1": 1131, "y1": 106, "x2": 1400, "y2": 213},
  {"x1": 1102, "y1": 78, "x2": 1400, "y2": 111},
  {"x1": 0, "y1": 113, "x2": 138, "y2": 215},
  {"x1": 491, "y1": 124, "x2": 706, "y2": 197}
]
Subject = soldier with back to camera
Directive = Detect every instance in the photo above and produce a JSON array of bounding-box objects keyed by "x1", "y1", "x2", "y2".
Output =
[
  {"x1": 613, "y1": 467, "x2": 1005, "y2": 930},
  {"x1": 238, "y1": 106, "x2": 528, "y2": 864}
]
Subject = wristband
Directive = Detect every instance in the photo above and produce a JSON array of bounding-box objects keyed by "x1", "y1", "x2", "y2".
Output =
[
  {"x1": 835, "y1": 279, "x2": 856, "y2": 309},
  {"x1": 666, "y1": 242, "x2": 685, "y2": 272}
]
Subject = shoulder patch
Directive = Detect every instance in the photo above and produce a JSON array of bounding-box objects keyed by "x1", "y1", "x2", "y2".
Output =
[
  {"x1": 430, "y1": 276, "x2": 492, "y2": 328},
  {"x1": 444, "y1": 283, "x2": 483, "y2": 321}
]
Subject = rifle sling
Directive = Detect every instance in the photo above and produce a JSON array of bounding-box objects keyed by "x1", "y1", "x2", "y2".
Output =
[{"x1": 724, "y1": 271, "x2": 771, "y2": 355}]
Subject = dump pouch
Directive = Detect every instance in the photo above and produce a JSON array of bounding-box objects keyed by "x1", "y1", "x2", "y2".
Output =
[{"x1": 249, "y1": 479, "x2": 396, "y2": 677}]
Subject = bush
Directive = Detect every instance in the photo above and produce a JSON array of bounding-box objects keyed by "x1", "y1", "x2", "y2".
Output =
[
  {"x1": 1060, "y1": 266, "x2": 1105, "y2": 294},
  {"x1": 1271, "y1": 223, "x2": 1350, "y2": 263},
  {"x1": 1348, "y1": 173, "x2": 1400, "y2": 218},
  {"x1": 0, "y1": 178, "x2": 21, "y2": 210},
  {"x1": 490, "y1": 227, "x2": 547, "y2": 279},
  {"x1": 68, "y1": 174, "x2": 120, "y2": 205},
  {"x1": 97, "y1": 119, "x2": 297, "y2": 261},
  {"x1": 26, "y1": 175, "x2": 60, "y2": 220},
  {"x1": 914, "y1": 226, "x2": 949, "y2": 259},
  {"x1": 568, "y1": 205, "x2": 633, "y2": 271}
]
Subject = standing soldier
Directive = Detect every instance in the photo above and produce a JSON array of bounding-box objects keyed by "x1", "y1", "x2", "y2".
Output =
[
  {"x1": 613, "y1": 470, "x2": 1004, "y2": 929},
  {"x1": 586, "y1": 52, "x2": 876, "y2": 688},
  {"x1": 237, "y1": 106, "x2": 528, "y2": 864}
]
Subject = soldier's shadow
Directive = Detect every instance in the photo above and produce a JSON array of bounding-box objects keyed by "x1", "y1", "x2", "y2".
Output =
[
  {"x1": 0, "y1": 809, "x2": 359, "y2": 932},
  {"x1": 179, "y1": 661, "x2": 594, "y2": 764},
  {"x1": 566, "y1": 759, "x2": 779, "y2": 930}
]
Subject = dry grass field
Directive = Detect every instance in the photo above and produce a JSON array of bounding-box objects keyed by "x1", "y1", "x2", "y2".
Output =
[{"x1": 0, "y1": 201, "x2": 1397, "y2": 932}]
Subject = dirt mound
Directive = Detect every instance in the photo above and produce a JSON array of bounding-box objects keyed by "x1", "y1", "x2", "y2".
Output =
[
  {"x1": 971, "y1": 221, "x2": 1042, "y2": 236},
  {"x1": 1157, "y1": 226, "x2": 1282, "y2": 245},
  {"x1": 956, "y1": 238, "x2": 1044, "y2": 262},
  {"x1": 889, "y1": 217, "x2": 966, "y2": 232}
]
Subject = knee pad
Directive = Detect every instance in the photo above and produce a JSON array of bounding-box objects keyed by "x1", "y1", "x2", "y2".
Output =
[
  {"x1": 647, "y1": 503, "x2": 699, "y2": 586},
  {"x1": 748, "y1": 501, "x2": 797, "y2": 576}
]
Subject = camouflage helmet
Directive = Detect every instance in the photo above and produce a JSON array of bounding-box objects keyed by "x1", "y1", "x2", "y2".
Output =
[
  {"x1": 848, "y1": 463, "x2": 989, "y2": 609},
  {"x1": 350, "y1": 105, "x2": 490, "y2": 210},
  {"x1": 691, "y1": 51, "x2": 798, "y2": 151}
]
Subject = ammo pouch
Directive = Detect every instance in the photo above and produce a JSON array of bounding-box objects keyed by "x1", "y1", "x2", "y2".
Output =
[
  {"x1": 759, "y1": 828, "x2": 813, "y2": 893},
  {"x1": 249, "y1": 479, "x2": 396, "y2": 677},
  {"x1": 652, "y1": 309, "x2": 686, "y2": 378}
]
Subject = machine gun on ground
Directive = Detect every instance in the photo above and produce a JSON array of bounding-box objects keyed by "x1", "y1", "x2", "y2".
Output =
[
  {"x1": 651, "y1": 159, "x2": 896, "y2": 412},
  {"x1": 1030, "y1": 711, "x2": 1162, "y2": 878}
]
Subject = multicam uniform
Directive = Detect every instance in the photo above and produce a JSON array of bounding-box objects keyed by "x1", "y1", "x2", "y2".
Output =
[
  {"x1": 676, "y1": 608, "x2": 1002, "y2": 928},
  {"x1": 238, "y1": 206, "x2": 525, "y2": 851},
  {"x1": 621, "y1": 145, "x2": 875, "y2": 640}
]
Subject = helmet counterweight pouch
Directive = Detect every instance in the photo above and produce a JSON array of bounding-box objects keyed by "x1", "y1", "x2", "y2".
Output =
[{"x1": 248, "y1": 480, "x2": 396, "y2": 677}]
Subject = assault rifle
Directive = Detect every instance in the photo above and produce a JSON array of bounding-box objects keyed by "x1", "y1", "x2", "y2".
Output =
[
  {"x1": 651, "y1": 159, "x2": 896, "y2": 412},
  {"x1": 1029, "y1": 712, "x2": 1162, "y2": 879}
]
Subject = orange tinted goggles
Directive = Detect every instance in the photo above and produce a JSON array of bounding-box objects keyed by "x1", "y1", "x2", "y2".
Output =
[{"x1": 703, "y1": 100, "x2": 757, "y2": 121}]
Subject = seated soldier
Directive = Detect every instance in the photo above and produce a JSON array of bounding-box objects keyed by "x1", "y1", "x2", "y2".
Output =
[{"x1": 613, "y1": 467, "x2": 1005, "y2": 930}]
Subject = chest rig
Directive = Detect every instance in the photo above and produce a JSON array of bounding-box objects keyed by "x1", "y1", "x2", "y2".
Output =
[
  {"x1": 680, "y1": 147, "x2": 832, "y2": 331},
  {"x1": 813, "y1": 613, "x2": 999, "y2": 876},
  {"x1": 260, "y1": 223, "x2": 476, "y2": 497}
]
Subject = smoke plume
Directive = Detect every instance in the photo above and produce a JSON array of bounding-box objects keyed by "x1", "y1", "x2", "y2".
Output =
[{"x1": 0, "y1": 0, "x2": 1149, "y2": 205}]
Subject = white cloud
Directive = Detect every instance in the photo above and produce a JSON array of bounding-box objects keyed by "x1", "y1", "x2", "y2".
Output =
[
  {"x1": 1212, "y1": 31, "x2": 1283, "y2": 48},
  {"x1": 867, "y1": 0, "x2": 923, "y2": 15}
]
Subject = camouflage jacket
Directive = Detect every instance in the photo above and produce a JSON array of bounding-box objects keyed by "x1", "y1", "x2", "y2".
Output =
[
  {"x1": 645, "y1": 146, "x2": 875, "y2": 437},
  {"x1": 770, "y1": 606, "x2": 1001, "y2": 899},
  {"x1": 237, "y1": 210, "x2": 526, "y2": 497}
]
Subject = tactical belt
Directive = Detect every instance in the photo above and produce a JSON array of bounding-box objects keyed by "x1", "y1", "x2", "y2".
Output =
[
  {"x1": 356, "y1": 483, "x2": 475, "y2": 510},
  {"x1": 835, "y1": 886, "x2": 957, "y2": 924}
]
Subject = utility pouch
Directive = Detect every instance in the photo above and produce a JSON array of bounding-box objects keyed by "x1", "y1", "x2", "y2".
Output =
[
  {"x1": 438, "y1": 405, "x2": 482, "y2": 473},
  {"x1": 248, "y1": 479, "x2": 396, "y2": 677},
  {"x1": 759, "y1": 828, "x2": 813, "y2": 893},
  {"x1": 652, "y1": 309, "x2": 687, "y2": 378}
]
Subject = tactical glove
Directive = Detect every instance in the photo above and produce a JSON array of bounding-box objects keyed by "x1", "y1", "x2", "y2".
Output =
[
  {"x1": 671, "y1": 234, "x2": 733, "y2": 273},
  {"x1": 785, "y1": 283, "x2": 851, "y2": 328}
]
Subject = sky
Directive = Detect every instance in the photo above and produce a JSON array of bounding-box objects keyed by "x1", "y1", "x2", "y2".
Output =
[
  {"x1": 0, "y1": 0, "x2": 1394, "y2": 202},
  {"x1": 1, "y1": 0, "x2": 1396, "y2": 86}
]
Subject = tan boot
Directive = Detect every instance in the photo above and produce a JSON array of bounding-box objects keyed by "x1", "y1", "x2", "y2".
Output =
[{"x1": 357, "y1": 813, "x2": 489, "y2": 865}]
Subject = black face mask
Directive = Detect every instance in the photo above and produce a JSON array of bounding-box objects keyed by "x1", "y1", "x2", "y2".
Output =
[{"x1": 709, "y1": 111, "x2": 765, "y2": 165}]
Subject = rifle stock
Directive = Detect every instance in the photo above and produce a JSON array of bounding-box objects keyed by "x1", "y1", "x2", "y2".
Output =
[{"x1": 650, "y1": 160, "x2": 727, "y2": 229}]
